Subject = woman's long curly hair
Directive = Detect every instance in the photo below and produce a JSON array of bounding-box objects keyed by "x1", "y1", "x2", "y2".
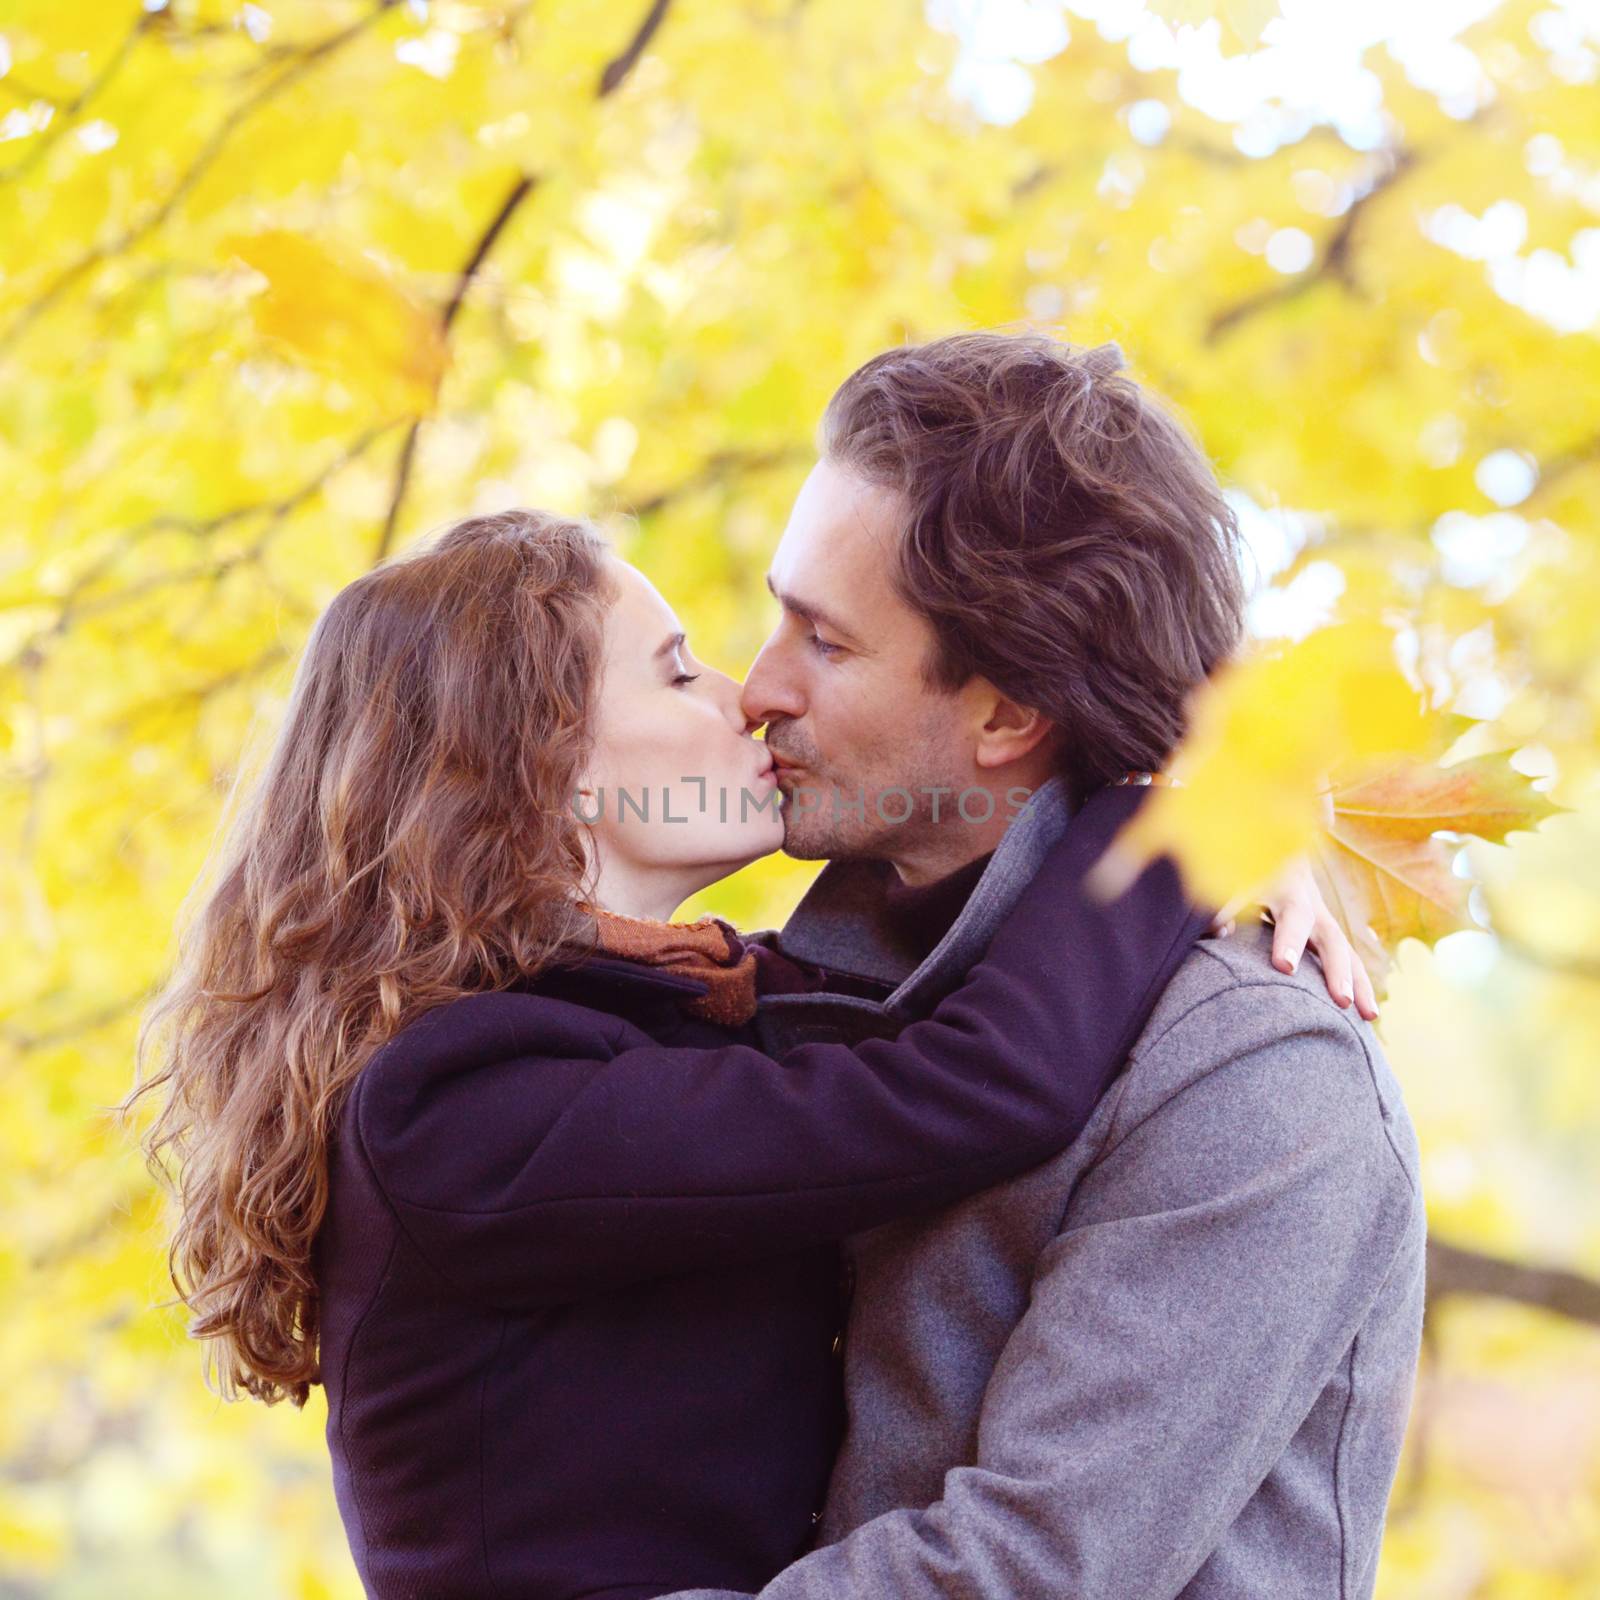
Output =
[{"x1": 118, "y1": 509, "x2": 615, "y2": 1406}]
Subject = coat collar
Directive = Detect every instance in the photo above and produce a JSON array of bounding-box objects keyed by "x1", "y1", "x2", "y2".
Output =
[{"x1": 770, "y1": 776, "x2": 1079, "y2": 1020}]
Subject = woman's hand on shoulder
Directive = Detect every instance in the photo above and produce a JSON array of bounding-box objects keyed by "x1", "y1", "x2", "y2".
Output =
[{"x1": 1209, "y1": 857, "x2": 1378, "y2": 1022}]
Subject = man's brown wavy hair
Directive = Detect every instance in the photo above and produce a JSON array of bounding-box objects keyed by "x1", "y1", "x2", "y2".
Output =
[
  {"x1": 118, "y1": 509, "x2": 615, "y2": 1406},
  {"x1": 821, "y1": 331, "x2": 1247, "y2": 799}
]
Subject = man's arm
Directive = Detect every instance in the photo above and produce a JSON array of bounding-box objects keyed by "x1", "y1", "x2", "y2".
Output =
[{"x1": 694, "y1": 983, "x2": 1424, "y2": 1600}]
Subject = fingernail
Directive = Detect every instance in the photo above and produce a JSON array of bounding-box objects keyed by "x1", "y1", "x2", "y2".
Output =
[{"x1": 1336, "y1": 991, "x2": 1351, "y2": 1007}]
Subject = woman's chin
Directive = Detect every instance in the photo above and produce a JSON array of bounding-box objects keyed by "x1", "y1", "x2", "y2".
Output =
[{"x1": 692, "y1": 831, "x2": 784, "y2": 885}]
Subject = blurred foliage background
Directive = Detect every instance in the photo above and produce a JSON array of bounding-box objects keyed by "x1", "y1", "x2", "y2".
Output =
[{"x1": 2, "y1": 0, "x2": 1598, "y2": 1595}]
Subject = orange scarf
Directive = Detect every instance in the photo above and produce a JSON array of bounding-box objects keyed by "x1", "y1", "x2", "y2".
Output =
[{"x1": 578, "y1": 905, "x2": 760, "y2": 1027}]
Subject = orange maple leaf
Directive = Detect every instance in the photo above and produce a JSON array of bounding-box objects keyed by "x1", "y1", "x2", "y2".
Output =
[{"x1": 1312, "y1": 754, "x2": 1565, "y2": 996}]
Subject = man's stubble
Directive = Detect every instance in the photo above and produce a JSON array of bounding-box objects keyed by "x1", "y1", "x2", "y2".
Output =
[{"x1": 769, "y1": 705, "x2": 975, "y2": 867}]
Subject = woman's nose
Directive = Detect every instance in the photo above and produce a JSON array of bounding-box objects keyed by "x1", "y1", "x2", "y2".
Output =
[{"x1": 710, "y1": 667, "x2": 748, "y2": 729}]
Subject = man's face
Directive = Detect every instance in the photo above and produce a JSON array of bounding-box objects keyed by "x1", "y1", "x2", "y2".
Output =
[{"x1": 740, "y1": 459, "x2": 979, "y2": 865}]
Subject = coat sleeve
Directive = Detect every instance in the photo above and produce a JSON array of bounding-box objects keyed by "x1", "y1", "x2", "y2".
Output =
[
  {"x1": 702, "y1": 987, "x2": 1426, "y2": 1600},
  {"x1": 352, "y1": 783, "x2": 1212, "y2": 1304}
]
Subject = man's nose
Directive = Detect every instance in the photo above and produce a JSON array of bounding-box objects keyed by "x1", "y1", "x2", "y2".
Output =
[{"x1": 740, "y1": 637, "x2": 804, "y2": 730}]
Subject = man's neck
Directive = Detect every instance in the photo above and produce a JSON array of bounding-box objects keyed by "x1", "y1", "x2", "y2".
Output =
[
  {"x1": 885, "y1": 810, "x2": 1012, "y2": 888},
  {"x1": 884, "y1": 763, "x2": 1061, "y2": 888}
]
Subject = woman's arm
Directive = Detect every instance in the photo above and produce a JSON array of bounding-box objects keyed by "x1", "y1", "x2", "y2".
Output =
[{"x1": 353, "y1": 782, "x2": 1213, "y2": 1306}]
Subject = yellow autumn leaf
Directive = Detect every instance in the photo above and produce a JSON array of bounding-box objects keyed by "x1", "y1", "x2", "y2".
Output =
[
  {"x1": 1090, "y1": 620, "x2": 1436, "y2": 911},
  {"x1": 1313, "y1": 754, "x2": 1567, "y2": 995},
  {"x1": 228, "y1": 231, "x2": 446, "y2": 417},
  {"x1": 1331, "y1": 752, "x2": 1566, "y2": 849}
]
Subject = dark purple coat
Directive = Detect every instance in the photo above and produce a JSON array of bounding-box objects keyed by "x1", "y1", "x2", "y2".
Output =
[{"x1": 312, "y1": 784, "x2": 1209, "y2": 1600}]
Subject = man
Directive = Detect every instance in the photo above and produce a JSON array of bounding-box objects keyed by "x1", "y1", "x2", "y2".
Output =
[{"x1": 674, "y1": 331, "x2": 1424, "y2": 1599}]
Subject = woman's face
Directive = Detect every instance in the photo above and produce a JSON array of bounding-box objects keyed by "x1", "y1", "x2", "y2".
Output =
[{"x1": 578, "y1": 559, "x2": 783, "y2": 911}]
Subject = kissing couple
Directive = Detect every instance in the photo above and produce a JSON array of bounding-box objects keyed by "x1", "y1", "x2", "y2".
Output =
[{"x1": 131, "y1": 330, "x2": 1425, "y2": 1600}]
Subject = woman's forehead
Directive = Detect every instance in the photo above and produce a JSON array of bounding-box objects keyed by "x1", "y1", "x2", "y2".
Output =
[{"x1": 605, "y1": 560, "x2": 683, "y2": 657}]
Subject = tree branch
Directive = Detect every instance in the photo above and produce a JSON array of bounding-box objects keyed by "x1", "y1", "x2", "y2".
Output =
[
  {"x1": 0, "y1": 0, "x2": 405, "y2": 362},
  {"x1": 1428, "y1": 1236, "x2": 1600, "y2": 1327},
  {"x1": 445, "y1": 178, "x2": 537, "y2": 336},
  {"x1": 1207, "y1": 148, "x2": 1417, "y2": 344},
  {"x1": 374, "y1": 0, "x2": 678, "y2": 559},
  {"x1": 0, "y1": 75, "x2": 67, "y2": 110},
  {"x1": 2, "y1": 423, "x2": 399, "y2": 674},
  {"x1": 374, "y1": 174, "x2": 539, "y2": 562},
  {"x1": 101, "y1": 640, "x2": 291, "y2": 739},
  {"x1": 624, "y1": 446, "x2": 812, "y2": 517},
  {"x1": 0, "y1": 8, "x2": 153, "y2": 185},
  {"x1": 598, "y1": 0, "x2": 674, "y2": 97},
  {"x1": 1, "y1": 989, "x2": 156, "y2": 1057},
  {"x1": 1526, "y1": 429, "x2": 1600, "y2": 505}
]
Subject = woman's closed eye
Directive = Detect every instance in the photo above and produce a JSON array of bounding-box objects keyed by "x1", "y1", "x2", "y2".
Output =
[{"x1": 809, "y1": 632, "x2": 842, "y2": 659}]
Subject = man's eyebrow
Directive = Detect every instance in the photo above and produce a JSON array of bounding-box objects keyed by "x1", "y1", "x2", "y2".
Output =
[
  {"x1": 652, "y1": 630, "x2": 687, "y2": 661},
  {"x1": 763, "y1": 574, "x2": 864, "y2": 648}
]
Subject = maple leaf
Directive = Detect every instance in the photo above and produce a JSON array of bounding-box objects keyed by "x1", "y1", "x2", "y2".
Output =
[
  {"x1": 227, "y1": 231, "x2": 447, "y2": 418},
  {"x1": 1312, "y1": 755, "x2": 1567, "y2": 997},
  {"x1": 1089, "y1": 621, "x2": 1438, "y2": 911}
]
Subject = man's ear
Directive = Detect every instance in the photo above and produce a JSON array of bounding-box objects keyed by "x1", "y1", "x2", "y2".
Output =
[{"x1": 969, "y1": 682, "x2": 1056, "y2": 770}]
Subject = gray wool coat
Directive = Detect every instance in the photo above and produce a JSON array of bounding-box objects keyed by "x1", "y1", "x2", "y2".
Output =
[{"x1": 671, "y1": 776, "x2": 1426, "y2": 1600}]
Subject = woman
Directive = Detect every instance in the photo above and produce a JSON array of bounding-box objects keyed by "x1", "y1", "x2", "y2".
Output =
[{"x1": 124, "y1": 510, "x2": 1363, "y2": 1600}]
